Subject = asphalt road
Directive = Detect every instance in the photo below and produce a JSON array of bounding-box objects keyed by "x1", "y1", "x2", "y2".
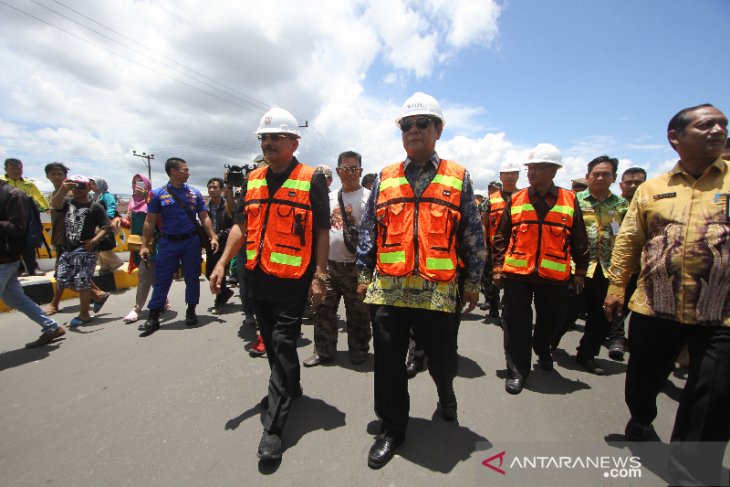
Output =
[{"x1": 0, "y1": 278, "x2": 688, "y2": 486}]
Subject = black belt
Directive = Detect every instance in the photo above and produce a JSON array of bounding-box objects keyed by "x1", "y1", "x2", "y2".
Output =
[
  {"x1": 162, "y1": 231, "x2": 197, "y2": 241},
  {"x1": 328, "y1": 260, "x2": 357, "y2": 267}
]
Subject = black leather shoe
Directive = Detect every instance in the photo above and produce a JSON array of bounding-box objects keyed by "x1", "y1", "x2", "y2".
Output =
[
  {"x1": 608, "y1": 340, "x2": 625, "y2": 361},
  {"x1": 185, "y1": 310, "x2": 198, "y2": 327},
  {"x1": 438, "y1": 400, "x2": 458, "y2": 421},
  {"x1": 139, "y1": 317, "x2": 160, "y2": 332},
  {"x1": 538, "y1": 353, "x2": 554, "y2": 371},
  {"x1": 624, "y1": 420, "x2": 655, "y2": 441},
  {"x1": 367, "y1": 435, "x2": 402, "y2": 469},
  {"x1": 257, "y1": 431, "x2": 282, "y2": 460},
  {"x1": 406, "y1": 354, "x2": 425, "y2": 379},
  {"x1": 488, "y1": 298, "x2": 500, "y2": 317},
  {"x1": 505, "y1": 377, "x2": 524, "y2": 395},
  {"x1": 576, "y1": 356, "x2": 605, "y2": 375}
]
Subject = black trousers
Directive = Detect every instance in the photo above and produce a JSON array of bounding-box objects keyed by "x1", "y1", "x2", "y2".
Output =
[
  {"x1": 626, "y1": 313, "x2": 730, "y2": 486},
  {"x1": 576, "y1": 266, "x2": 613, "y2": 359},
  {"x1": 252, "y1": 297, "x2": 307, "y2": 434},
  {"x1": 502, "y1": 279, "x2": 568, "y2": 380},
  {"x1": 371, "y1": 305, "x2": 458, "y2": 441},
  {"x1": 205, "y1": 248, "x2": 228, "y2": 304}
]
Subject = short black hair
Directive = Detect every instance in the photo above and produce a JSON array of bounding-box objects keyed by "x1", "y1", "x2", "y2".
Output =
[
  {"x1": 4, "y1": 158, "x2": 21, "y2": 168},
  {"x1": 668, "y1": 104, "x2": 715, "y2": 134},
  {"x1": 207, "y1": 177, "x2": 224, "y2": 188},
  {"x1": 621, "y1": 167, "x2": 647, "y2": 180},
  {"x1": 44, "y1": 162, "x2": 70, "y2": 176},
  {"x1": 587, "y1": 155, "x2": 619, "y2": 175},
  {"x1": 165, "y1": 157, "x2": 186, "y2": 175},
  {"x1": 337, "y1": 151, "x2": 362, "y2": 167},
  {"x1": 361, "y1": 173, "x2": 376, "y2": 187}
]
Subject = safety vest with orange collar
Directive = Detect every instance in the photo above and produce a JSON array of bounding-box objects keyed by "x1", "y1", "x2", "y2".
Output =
[
  {"x1": 375, "y1": 160, "x2": 465, "y2": 282},
  {"x1": 243, "y1": 163, "x2": 316, "y2": 279},
  {"x1": 487, "y1": 190, "x2": 507, "y2": 243},
  {"x1": 502, "y1": 187, "x2": 576, "y2": 281}
]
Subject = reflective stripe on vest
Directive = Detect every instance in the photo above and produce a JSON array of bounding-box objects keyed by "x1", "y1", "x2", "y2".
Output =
[{"x1": 375, "y1": 159, "x2": 465, "y2": 282}]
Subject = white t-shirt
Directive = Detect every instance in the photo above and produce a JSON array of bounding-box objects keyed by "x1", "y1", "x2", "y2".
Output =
[{"x1": 328, "y1": 186, "x2": 370, "y2": 263}]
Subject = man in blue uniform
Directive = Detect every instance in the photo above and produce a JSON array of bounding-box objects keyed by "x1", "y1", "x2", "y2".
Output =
[{"x1": 139, "y1": 157, "x2": 218, "y2": 331}]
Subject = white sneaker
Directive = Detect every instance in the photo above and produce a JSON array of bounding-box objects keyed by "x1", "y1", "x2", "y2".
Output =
[{"x1": 123, "y1": 310, "x2": 139, "y2": 323}]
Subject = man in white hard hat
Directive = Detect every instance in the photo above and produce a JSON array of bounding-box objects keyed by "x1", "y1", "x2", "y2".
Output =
[
  {"x1": 210, "y1": 107, "x2": 330, "y2": 462},
  {"x1": 481, "y1": 160, "x2": 522, "y2": 316},
  {"x1": 357, "y1": 92, "x2": 485, "y2": 469},
  {"x1": 492, "y1": 143, "x2": 589, "y2": 394}
]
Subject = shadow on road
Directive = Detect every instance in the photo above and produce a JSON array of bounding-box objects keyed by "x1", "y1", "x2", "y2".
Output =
[
  {"x1": 366, "y1": 417, "x2": 490, "y2": 473},
  {"x1": 0, "y1": 343, "x2": 61, "y2": 371}
]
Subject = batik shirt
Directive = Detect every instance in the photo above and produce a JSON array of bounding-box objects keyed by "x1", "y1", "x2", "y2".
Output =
[
  {"x1": 606, "y1": 158, "x2": 730, "y2": 326},
  {"x1": 576, "y1": 189, "x2": 628, "y2": 278},
  {"x1": 357, "y1": 152, "x2": 485, "y2": 313}
]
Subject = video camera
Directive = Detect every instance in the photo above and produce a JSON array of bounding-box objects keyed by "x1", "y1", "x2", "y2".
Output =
[{"x1": 224, "y1": 163, "x2": 256, "y2": 187}]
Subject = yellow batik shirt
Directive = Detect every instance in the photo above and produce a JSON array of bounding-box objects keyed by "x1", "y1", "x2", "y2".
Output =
[{"x1": 606, "y1": 158, "x2": 730, "y2": 326}]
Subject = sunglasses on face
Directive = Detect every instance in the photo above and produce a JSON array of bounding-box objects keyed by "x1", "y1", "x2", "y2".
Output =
[
  {"x1": 337, "y1": 166, "x2": 362, "y2": 174},
  {"x1": 398, "y1": 117, "x2": 435, "y2": 133},
  {"x1": 257, "y1": 133, "x2": 295, "y2": 142}
]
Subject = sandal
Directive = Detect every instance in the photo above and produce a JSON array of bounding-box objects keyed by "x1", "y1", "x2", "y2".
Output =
[{"x1": 69, "y1": 316, "x2": 94, "y2": 328}]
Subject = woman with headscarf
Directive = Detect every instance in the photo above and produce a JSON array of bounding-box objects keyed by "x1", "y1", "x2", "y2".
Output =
[
  {"x1": 120, "y1": 174, "x2": 167, "y2": 322},
  {"x1": 90, "y1": 177, "x2": 124, "y2": 273}
]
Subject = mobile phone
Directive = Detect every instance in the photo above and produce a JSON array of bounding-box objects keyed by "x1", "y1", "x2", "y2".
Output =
[{"x1": 135, "y1": 180, "x2": 146, "y2": 190}]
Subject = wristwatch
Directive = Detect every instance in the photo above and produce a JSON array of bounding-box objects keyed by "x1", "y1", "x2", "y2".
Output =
[{"x1": 313, "y1": 272, "x2": 329, "y2": 283}]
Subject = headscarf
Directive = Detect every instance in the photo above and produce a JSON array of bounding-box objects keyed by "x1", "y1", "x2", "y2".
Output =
[
  {"x1": 128, "y1": 173, "x2": 152, "y2": 214},
  {"x1": 92, "y1": 177, "x2": 109, "y2": 202}
]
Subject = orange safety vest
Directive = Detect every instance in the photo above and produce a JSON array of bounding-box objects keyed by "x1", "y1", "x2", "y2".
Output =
[
  {"x1": 244, "y1": 163, "x2": 316, "y2": 279},
  {"x1": 375, "y1": 160, "x2": 465, "y2": 282},
  {"x1": 487, "y1": 190, "x2": 507, "y2": 244},
  {"x1": 503, "y1": 187, "x2": 575, "y2": 281}
]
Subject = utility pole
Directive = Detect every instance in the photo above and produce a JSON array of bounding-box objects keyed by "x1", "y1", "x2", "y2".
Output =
[{"x1": 132, "y1": 151, "x2": 154, "y2": 183}]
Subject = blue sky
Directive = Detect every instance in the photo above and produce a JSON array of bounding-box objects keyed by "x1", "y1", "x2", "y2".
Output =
[{"x1": 0, "y1": 0, "x2": 728, "y2": 195}]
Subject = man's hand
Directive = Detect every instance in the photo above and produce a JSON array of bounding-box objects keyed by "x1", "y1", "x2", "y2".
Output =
[
  {"x1": 209, "y1": 263, "x2": 226, "y2": 294},
  {"x1": 493, "y1": 272, "x2": 505, "y2": 289},
  {"x1": 356, "y1": 283, "x2": 368, "y2": 302},
  {"x1": 604, "y1": 294, "x2": 624, "y2": 321},
  {"x1": 111, "y1": 217, "x2": 122, "y2": 231},
  {"x1": 81, "y1": 239, "x2": 97, "y2": 252},
  {"x1": 310, "y1": 278, "x2": 326, "y2": 306},
  {"x1": 139, "y1": 246, "x2": 151, "y2": 263},
  {"x1": 573, "y1": 275, "x2": 585, "y2": 295},
  {"x1": 209, "y1": 237, "x2": 219, "y2": 253},
  {"x1": 461, "y1": 290, "x2": 479, "y2": 314}
]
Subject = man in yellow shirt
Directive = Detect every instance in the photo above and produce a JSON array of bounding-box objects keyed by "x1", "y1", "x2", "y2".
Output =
[
  {"x1": 1, "y1": 158, "x2": 48, "y2": 276},
  {"x1": 605, "y1": 104, "x2": 729, "y2": 486}
]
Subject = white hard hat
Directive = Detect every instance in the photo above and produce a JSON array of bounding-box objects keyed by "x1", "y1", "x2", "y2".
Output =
[
  {"x1": 499, "y1": 160, "x2": 522, "y2": 172},
  {"x1": 255, "y1": 107, "x2": 301, "y2": 138},
  {"x1": 395, "y1": 92, "x2": 445, "y2": 126},
  {"x1": 525, "y1": 143, "x2": 562, "y2": 167}
]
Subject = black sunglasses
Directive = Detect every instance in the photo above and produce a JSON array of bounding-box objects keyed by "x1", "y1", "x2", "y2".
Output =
[
  {"x1": 399, "y1": 117, "x2": 435, "y2": 133},
  {"x1": 257, "y1": 133, "x2": 295, "y2": 141}
]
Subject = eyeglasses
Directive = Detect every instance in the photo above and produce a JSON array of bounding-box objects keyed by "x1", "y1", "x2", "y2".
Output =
[
  {"x1": 257, "y1": 133, "x2": 295, "y2": 142},
  {"x1": 336, "y1": 166, "x2": 362, "y2": 174},
  {"x1": 398, "y1": 117, "x2": 435, "y2": 133}
]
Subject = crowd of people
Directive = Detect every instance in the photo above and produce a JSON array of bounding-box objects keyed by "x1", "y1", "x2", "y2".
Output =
[{"x1": 1, "y1": 97, "x2": 729, "y2": 484}]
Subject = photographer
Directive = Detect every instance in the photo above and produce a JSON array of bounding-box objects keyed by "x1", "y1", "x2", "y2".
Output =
[
  {"x1": 206, "y1": 176, "x2": 235, "y2": 314},
  {"x1": 50, "y1": 175, "x2": 111, "y2": 327}
]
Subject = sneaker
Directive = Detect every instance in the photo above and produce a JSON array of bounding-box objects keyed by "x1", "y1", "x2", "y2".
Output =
[
  {"x1": 249, "y1": 335, "x2": 266, "y2": 357},
  {"x1": 25, "y1": 326, "x2": 66, "y2": 348},
  {"x1": 123, "y1": 310, "x2": 139, "y2": 323}
]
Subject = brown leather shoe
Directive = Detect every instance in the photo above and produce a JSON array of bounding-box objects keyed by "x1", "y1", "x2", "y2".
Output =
[{"x1": 25, "y1": 326, "x2": 66, "y2": 348}]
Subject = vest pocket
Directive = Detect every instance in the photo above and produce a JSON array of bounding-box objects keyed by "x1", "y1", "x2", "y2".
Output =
[
  {"x1": 544, "y1": 225, "x2": 569, "y2": 260},
  {"x1": 379, "y1": 203, "x2": 405, "y2": 247}
]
